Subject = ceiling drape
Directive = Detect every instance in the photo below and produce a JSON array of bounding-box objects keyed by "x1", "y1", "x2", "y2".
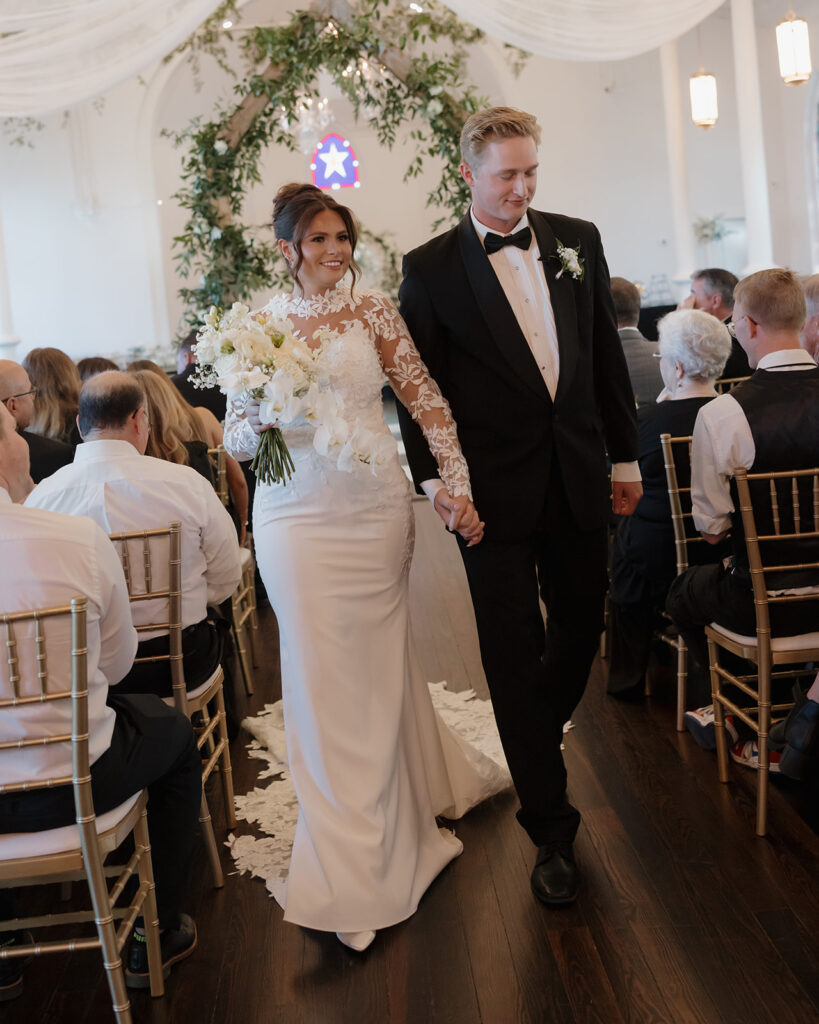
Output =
[
  {"x1": 0, "y1": 0, "x2": 222, "y2": 117},
  {"x1": 0, "y1": 0, "x2": 729, "y2": 119},
  {"x1": 437, "y1": 0, "x2": 727, "y2": 62}
]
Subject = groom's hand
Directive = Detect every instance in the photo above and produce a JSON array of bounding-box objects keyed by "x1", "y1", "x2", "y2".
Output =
[{"x1": 612, "y1": 480, "x2": 643, "y2": 517}]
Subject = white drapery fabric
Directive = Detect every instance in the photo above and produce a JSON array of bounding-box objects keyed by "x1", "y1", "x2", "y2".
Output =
[
  {"x1": 0, "y1": 0, "x2": 222, "y2": 117},
  {"x1": 439, "y1": 0, "x2": 727, "y2": 62}
]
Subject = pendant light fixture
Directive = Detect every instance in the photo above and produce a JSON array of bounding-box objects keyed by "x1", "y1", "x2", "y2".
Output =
[{"x1": 776, "y1": 5, "x2": 812, "y2": 85}]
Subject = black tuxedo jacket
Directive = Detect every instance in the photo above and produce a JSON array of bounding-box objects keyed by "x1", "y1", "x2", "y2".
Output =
[{"x1": 397, "y1": 209, "x2": 638, "y2": 541}]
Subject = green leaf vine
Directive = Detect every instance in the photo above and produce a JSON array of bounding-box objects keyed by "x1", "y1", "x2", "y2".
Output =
[{"x1": 167, "y1": 0, "x2": 492, "y2": 335}]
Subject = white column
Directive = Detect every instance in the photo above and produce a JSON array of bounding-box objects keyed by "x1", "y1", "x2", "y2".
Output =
[
  {"x1": 0, "y1": 204, "x2": 19, "y2": 360},
  {"x1": 731, "y1": 0, "x2": 775, "y2": 272},
  {"x1": 660, "y1": 41, "x2": 696, "y2": 288}
]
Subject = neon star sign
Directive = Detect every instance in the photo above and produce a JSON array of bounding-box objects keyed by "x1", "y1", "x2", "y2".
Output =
[{"x1": 311, "y1": 132, "x2": 361, "y2": 191}]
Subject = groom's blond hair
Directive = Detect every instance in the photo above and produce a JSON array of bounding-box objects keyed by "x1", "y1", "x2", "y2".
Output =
[{"x1": 460, "y1": 107, "x2": 541, "y2": 167}]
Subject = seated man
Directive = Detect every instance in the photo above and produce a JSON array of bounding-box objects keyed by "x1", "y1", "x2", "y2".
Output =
[
  {"x1": 26, "y1": 371, "x2": 241, "y2": 696},
  {"x1": 667, "y1": 268, "x2": 819, "y2": 696},
  {"x1": 0, "y1": 358, "x2": 73, "y2": 484},
  {"x1": 610, "y1": 276, "x2": 662, "y2": 408},
  {"x1": 0, "y1": 401, "x2": 201, "y2": 997},
  {"x1": 685, "y1": 267, "x2": 749, "y2": 380}
]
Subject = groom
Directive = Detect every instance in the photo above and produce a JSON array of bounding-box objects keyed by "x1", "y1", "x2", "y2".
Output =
[{"x1": 397, "y1": 107, "x2": 641, "y2": 905}]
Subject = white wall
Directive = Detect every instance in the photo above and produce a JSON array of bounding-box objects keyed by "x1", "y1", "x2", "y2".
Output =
[{"x1": 2, "y1": 0, "x2": 819, "y2": 359}]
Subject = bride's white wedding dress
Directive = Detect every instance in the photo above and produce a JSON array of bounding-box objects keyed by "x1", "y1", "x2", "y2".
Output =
[{"x1": 224, "y1": 284, "x2": 508, "y2": 934}]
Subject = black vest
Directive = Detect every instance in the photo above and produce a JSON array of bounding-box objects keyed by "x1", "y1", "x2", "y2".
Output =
[{"x1": 729, "y1": 365, "x2": 819, "y2": 589}]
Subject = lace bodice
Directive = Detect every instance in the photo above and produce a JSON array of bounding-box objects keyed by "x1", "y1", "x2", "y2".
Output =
[{"x1": 224, "y1": 285, "x2": 472, "y2": 499}]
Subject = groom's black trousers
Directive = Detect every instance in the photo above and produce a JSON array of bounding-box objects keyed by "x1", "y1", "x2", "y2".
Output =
[{"x1": 458, "y1": 465, "x2": 608, "y2": 851}]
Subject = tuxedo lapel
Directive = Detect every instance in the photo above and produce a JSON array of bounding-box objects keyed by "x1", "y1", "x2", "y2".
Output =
[
  {"x1": 529, "y1": 213, "x2": 579, "y2": 404},
  {"x1": 456, "y1": 216, "x2": 549, "y2": 401}
]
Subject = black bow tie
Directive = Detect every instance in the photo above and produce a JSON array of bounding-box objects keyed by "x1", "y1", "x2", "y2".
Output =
[{"x1": 484, "y1": 226, "x2": 532, "y2": 255}]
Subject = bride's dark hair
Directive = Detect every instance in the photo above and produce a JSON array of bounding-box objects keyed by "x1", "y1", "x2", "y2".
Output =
[{"x1": 272, "y1": 183, "x2": 361, "y2": 291}]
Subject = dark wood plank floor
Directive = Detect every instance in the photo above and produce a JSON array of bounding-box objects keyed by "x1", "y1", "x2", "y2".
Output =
[{"x1": 4, "y1": 500, "x2": 818, "y2": 1024}]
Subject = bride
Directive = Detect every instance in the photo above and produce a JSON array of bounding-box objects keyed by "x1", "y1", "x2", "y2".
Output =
[{"x1": 225, "y1": 182, "x2": 507, "y2": 952}]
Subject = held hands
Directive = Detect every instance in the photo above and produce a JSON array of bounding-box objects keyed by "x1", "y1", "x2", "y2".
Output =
[
  {"x1": 611, "y1": 480, "x2": 643, "y2": 517},
  {"x1": 433, "y1": 489, "x2": 485, "y2": 546}
]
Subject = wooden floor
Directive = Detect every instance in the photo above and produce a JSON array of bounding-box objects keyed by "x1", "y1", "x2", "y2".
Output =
[{"x1": 4, "y1": 500, "x2": 819, "y2": 1024}]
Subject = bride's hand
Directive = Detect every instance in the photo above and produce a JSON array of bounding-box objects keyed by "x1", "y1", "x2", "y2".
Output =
[
  {"x1": 433, "y1": 490, "x2": 484, "y2": 546},
  {"x1": 245, "y1": 398, "x2": 277, "y2": 436}
]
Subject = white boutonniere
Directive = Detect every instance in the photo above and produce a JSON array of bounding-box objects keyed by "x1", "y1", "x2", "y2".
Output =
[{"x1": 552, "y1": 239, "x2": 584, "y2": 282}]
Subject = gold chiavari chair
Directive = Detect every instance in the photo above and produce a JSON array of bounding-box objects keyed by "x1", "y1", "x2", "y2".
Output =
[
  {"x1": 207, "y1": 444, "x2": 259, "y2": 696},
  {"x1": 714, "y1": 375, "x2": 751, "y2": 395},
  {"x1": 706, "y1": 467, "x2": 819, "y2": 836},
  {"x1": 0, "y1": 597, "x2": 164, "y2": 1022},
  {"x1": 109, "y1": 523, "x2": 236, "y2": 888},
  {"x1": 659, "y1": 433, "x2": 713, "y2": 730}
]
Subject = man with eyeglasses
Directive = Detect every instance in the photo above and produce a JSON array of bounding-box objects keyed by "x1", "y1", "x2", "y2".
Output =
[{"x1": 0, "y1": 359, "x2": 74, "y2": 485}]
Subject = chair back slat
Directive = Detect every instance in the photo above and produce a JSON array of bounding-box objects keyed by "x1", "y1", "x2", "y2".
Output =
[
  {"x1": 661, "y1": 433, "x2": 707, "y2": 575},
  {"x1": 792, "y1": 477, "x2": 801, "y2": 535},
  {"x1": 109, "y1": 522, "x2": 186, "y2": 715},
  {"x1": 769, "y1": 479, "x2": 780, "y2": 534},
  {"x1": 814, "y1": 474, "x2": 819, "y2": 531},
  {"x1": 0, "y1": 597, "x2": 88, "y2": 796},
  {"x1": 207, "y1": 445, "x2": 229, "y2": 506}
]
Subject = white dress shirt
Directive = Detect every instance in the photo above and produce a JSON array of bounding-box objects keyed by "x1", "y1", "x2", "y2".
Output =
[
  {"x1": 0, "y1": 489, "x2": 137, "y2": 784},
  {"x1": 25, "y1": 440, "x2": 241, "y2": 638},
  {"x1": 691, "y1": 349, "x2": 818, "y2": 535},
  {"x1": 421, "y1": 208, "x2": 639, "y2": 502}
]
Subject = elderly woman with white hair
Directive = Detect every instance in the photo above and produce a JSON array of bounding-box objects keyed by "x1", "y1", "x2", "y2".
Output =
[{"x1": 607, "y1": 309, "x2": 732, "y2": 703}]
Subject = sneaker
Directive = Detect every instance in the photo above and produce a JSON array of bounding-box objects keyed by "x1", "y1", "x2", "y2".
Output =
[
  {"x1": 729, "y1": 739, "x2": 782, "y2": 773},
  {"x1": 125, "y1": 914, "x2": 197, "y2": 990},
  {"x1": 0, "y1": 931, "x2": 33, "y2": 1003},
  {"x1": 684, "y1": 705, "x2": 739, "y2": 750}
]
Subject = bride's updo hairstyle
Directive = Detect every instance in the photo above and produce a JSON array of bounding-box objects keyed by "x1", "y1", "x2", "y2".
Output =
[{"x1": 272, "y1": 182, "x2": 361, "y2": 290}]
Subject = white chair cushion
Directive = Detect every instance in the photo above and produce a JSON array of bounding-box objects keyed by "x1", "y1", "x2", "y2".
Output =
[
  {"x1": 709, "y1": 623, "x2": 819, "y2": 651},
  {"x1": 162, "y1": 663, "x2": 223, "y2": 708},
  {"x1": 240, "y1": 547, "x2": 253, "y2": 569},
  {"x1": 0, "y1": 791, "x2": 141, "y2": 859}
]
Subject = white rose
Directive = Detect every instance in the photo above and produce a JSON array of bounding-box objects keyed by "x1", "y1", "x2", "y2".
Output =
[
  {"x1": 214, "y1": 139, "x2": 228, "y2": 156},
  {"x1": 426, "y1": 99, "x2": 443, "y2": 118}
]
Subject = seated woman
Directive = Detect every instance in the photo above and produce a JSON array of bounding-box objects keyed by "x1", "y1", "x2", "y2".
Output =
[
  {"x1": 128, "y1": 365, "x2": 249, "y2": 542},
  {"x1": 607, "y1": 309, "x2": 732, "y2": 704},
  {"x1": 22, "y1": 347, "x2": 82, "y2": 445}
]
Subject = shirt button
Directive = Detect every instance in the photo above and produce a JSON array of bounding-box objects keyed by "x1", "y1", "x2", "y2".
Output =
[{"x1": 524, "y1": 298, "x2": 530, "y2": 304}]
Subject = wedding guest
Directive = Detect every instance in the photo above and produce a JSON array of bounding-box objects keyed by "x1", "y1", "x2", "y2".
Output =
[
  {"x1": 129, "y1": 365, "x2": 249, "y2": 541},
  {"x1": 77, "y1": 356, "x2": 119, "y2": 381},
  {"x1": 611, "y1": 276, "x2": 662, "y2": 407},
  {"x1": 800, "y1": 274, "x2": 819, "y2": 362},
  {"x1": 0, "y1": 358, "x2": 72, "y2": 485},
  {"x1": 667, "y1": 269, "x2": 819, "y2": 680},
  {"x1": 25, "y1": 371, "x2": 241, "y2": 697},
  {"x1": 684, "y1": 268, "x2": 750, "y2": 380},
  {"x1": 607, "y1": 309, "x2": 730, "y2": 703},
  {"x1": 21, "y1": 347, "x2": 82, "y2": 445},
  {"x1": 172, "y1": 329, "x2": 227, "y2": 422},
  {"x1": 0, "y1": 399, "x2": 201, "y2": 995}
]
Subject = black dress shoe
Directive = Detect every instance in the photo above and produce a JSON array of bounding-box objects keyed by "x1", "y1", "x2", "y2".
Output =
[
  {"x1": 125, "y1": 913, "x2": 197, "y2": 989},
  {"x1": 531, "y1": 847, "x2": 578, "y2": 906},
  {"x1": 0, "y1": 931, "x2": 33, "y2": 1003}
]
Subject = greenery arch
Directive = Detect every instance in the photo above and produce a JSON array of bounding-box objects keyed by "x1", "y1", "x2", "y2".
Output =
[{"x1": 168, "y1": 0, "x2": 505, "y2": 333}]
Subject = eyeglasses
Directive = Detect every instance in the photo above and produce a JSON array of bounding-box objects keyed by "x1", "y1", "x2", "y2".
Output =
[
  {"x1": 1, "y1": 387, "x2": 37, "y2": 404},
  {"x1": 728, "y1": 313, "x2": 757, "y2": 339}
]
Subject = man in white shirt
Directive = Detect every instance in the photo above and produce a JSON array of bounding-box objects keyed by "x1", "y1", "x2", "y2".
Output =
[
  {"x1": 26, "y1": 371, "x2": 242, "y2": 697},
  {"x1": 0, "y1": 400, "x2": 202, "y2": 997},
  {"x1": 667, "y1": 269, "x2": 819, "y2": 677}
]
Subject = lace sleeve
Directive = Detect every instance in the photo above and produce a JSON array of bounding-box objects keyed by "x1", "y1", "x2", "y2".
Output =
[
  {"x1": 363, "y1": 292, "x2": 472, "y2": 500},
  {"x1": 223, "y1": 396, "x2": 260, "y2": 463}
]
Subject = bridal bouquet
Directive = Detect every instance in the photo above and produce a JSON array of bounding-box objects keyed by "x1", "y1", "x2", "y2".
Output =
[{"x1": 192, "y1": 302, "x2": 394, "y2": 484}]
